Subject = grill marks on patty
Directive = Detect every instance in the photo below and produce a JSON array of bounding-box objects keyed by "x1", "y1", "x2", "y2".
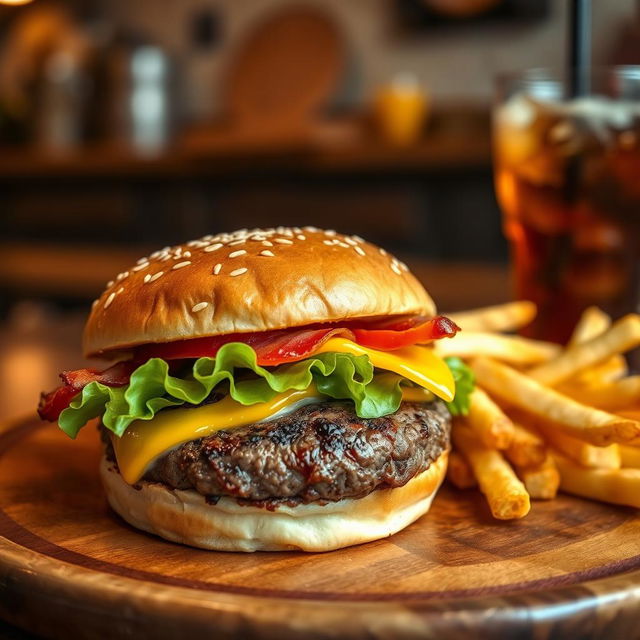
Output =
[{"x1": 137, "y1": 400, "x2": 451, "y2": 504}]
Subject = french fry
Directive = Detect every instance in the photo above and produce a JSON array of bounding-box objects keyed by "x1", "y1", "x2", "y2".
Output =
[
  {"x1": 528, "y1": 314, "x2": 640, "y2": 387},
  {"x1": 561, "y1": 307, "x2": 628, "y2": 388},
  {"x1": 466, "y1": 387, "x2": 514, "y2": 449},
  {"x1": 434, "y1": 332, "x2": 559, "y2": 365},
  {"x1": 533, "y1": 423, "x2": 621, "y2": 469},
  {"x1": 452, "y1": 424, "x2": 530, "y2": 520},
  {"x1": 568, "y1": 306, "x2": 612, "y2": 345},
  {"x1": 553, "y1": 451, "x2": 640, "y2": 509},
  {"x1": 472, "y1": 357, "x2": 640, "y2": 446},
  {"x1": 447, "y1": 301, "x2": 537, "y2": 333},
  {"x1": 559, "y1": 376, "x2": 640, "y2": 411},
  {"x1": 619, "y1": 444, "x2": 640, "y2": 469},
  {"x1": 503, "y1": 407, "x2": 621, "y2": 468},
  {"x1": 618, "y1": 409, "x2": 640, "y2": 421},
  {"x1": 446, "y1": 450, "x2": 477, "y2": 489},
  {"x1": 504, "y1": 421, "x2": 547, "y2": 468},
  {"x1": 572, "y1": 357, "x2": 628, "y2": 387},
  {"x1": 514, "y1": 454, "x2": 560, "y2": 500},
  {"x1": 568, "y1": 308, "x2": 627, "y2": 385}
]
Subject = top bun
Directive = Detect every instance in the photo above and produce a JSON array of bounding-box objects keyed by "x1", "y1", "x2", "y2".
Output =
[{"x1": 83, "y1": 227, "x2": 435, "y2": 358}]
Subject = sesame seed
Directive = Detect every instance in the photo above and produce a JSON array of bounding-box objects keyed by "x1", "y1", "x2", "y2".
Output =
[
  {"x1": 149, "y1": 271, "x2": 164, "y2": 282},
  {"x1": 160, "y1": 255, "x2": 171, "y2": 261},
  {"x1": 136, "y1": 257, "x2": 149, "y2": 265},
  {"x1": 204, "y1": 243, "x2": 223, "y2": 253},
  {"x1": 91, "y1": 299, "x2": 99, "y2": 309},
  {"x1": 144, "y1": 274, "x2": 152, "y2": 283},
  {"x1": 344, "y1": 238, "x2": 357, "y2": 246},
  {"x1": 352, "y1": 235, "x2": 365, "y2": 243},
  {"x1": 262, "y1": 240, "x2": 273, "y2": 247},
  {"x1": 399, "y1": 261, "x2": 409, "y2": 272},
  {"x1": 202, "y1": 235, "x2": 214, "y2": 241},
  {"x1": 117, "y1": 287, "x2": 124, "y2": 294},
  {"x1": 172, "y1": 261, "x2": 191, "y2": 270},
  {"x1": 379, "y1": 248, "x2": 387, "y2": 256},
  {"x1": 275, "y1": 238, "x2": 293, "y2": 245},
  {"x1": 183, "y1": 251, "x2": 192, "y2": 258},
  {"x1": 325, "y1": 229, "x2": 336, "y2": 236},
  {"x1": 323, "y1": 240, "x2": 334, "y2": 246},
  {"x1": 106, "y1": 280, "x2": 114, "y2": 288},
  {"x1": 229, "y1": 239, "x2": 246, "y2": 246},
  {"x1": 230, "y1": 267, "x2": 248, "y2": 277},
  {"x1": 337, "y1": 241, "x2": 350, "y2": 248},
  {"x1": 390, "y1": 263, "x2": 402, "y2": 275},
  {"x1": 213, "y1": 263, "x2": 222, "y2": 275},
  {"x1": 354, "y1": 246, "x2": 366, "y2": 256},
  {"x1": 229, "y1": 250, "x2": 247, "y2": 258},
  {"x1": 116, "y1": 271, "x2": 129, "y2": 281},
  {"x1": 297, "y1": 234, "x2": 306, "y2": 240},
  {"x1": 191, "y1": 302, "x2": 209, "y2": 313},
  {"x1": 259, "y1": 250, "x2": 275, "y2": 257},
  {"x1": 132, "y1": 262, "x2": 149, "y2": 272},
  {"x1": 104, "y1": 292, "x2": 116, "y2": 309},
  {"x1": 304, "y1": 226, "x2": 319, "y2": 232}
]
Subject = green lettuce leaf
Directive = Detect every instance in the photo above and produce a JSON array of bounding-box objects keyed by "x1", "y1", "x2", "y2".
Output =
[
  {"x1": 59, "y1": 344, "x2": 476, "y2": 439},
  {"x1": 59, "y1": 342, "x2": 406, "y2": 438},
  {"x1": 443, "y1": 356, "x2": 475, "y2": 416}
]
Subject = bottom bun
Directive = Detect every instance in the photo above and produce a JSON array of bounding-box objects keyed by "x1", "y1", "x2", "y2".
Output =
[{"x1": 100, "y1": 451, "x2": 448, "y2": 552}]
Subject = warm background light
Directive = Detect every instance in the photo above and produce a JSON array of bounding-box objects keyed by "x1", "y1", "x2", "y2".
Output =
[{"x1": 0, "y1": 0, "x2": 34, "y2": 5}]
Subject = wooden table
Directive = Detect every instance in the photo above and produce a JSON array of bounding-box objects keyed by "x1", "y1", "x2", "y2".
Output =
[{"x1": 1, "y1": 287, "x2": 639, "y2": 639}]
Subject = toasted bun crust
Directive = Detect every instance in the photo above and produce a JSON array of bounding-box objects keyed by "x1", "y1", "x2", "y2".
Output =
[
  {"x1": 100, "y1": 451, "x2": 448, "y2": 552},
  {"x1": 83, "y1": 227, "x2": 435, "y2": 358}
]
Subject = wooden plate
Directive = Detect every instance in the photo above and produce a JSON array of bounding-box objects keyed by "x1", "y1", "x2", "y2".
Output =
[{"x1": 1, "y1": 417, "x2": 640, "y2": 639}]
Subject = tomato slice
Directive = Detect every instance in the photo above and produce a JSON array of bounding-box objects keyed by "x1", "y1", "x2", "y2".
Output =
[
  {"x1": 353, "y1": 316, "x2": 459, "y2": 350},
  {"x1": 133, "y1": 315, "x2": 459, "y2": 364},
  {"x1": 134, "y1": 316, "x2": 460, "y2": 366}
]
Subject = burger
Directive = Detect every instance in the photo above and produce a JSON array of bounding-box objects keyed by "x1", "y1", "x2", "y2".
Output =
[{"x1": 38, "y1": 227, "x2": 472, "y2": 552}]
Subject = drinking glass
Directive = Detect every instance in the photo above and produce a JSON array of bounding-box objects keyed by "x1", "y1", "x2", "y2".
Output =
[{"x1": 494, "y1": 67, "x2": 640, "y2": 343}]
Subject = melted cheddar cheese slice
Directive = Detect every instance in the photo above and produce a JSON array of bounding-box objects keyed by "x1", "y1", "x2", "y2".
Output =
[
  {"x1": 314, "y1": 338, "x2": 455, "y2": 403},
  {"x1": 113, "y1": 340, "x2": 454, "y2": 484}
]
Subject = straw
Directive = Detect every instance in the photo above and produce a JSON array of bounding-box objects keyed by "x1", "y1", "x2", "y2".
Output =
[{"x1": 569, "y1": 0, "x2": 591, "y2": 97}]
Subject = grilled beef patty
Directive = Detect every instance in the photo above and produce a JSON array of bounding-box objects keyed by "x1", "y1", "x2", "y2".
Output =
[
  {"x1": 105, "y1": 400, "x2": 450, "y2": 503},
  {"x1": 103, "y1": 400, "x2": 451, "y2": 503}
]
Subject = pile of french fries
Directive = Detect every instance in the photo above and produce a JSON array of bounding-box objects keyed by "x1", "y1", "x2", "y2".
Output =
[{"x1": 434, "y1": 301, "x2": 640, "y2": 520}]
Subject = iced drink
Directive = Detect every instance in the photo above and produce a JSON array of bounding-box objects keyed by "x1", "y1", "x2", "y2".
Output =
[{"x1": 495, "y1": 91, "x2": 640, "y2": 343}]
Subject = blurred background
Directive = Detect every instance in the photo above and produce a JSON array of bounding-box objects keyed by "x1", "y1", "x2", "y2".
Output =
[{"x1": 0, "y1": 0, "x2": 639, "y2": 419}]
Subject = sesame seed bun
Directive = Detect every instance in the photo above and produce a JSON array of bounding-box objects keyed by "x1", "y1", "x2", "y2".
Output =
[
  {"x1": 100, "y1": 450, "x2": 448, "y2": 552},
  {"x1": 83, "y1": 227, "x2": 435, "y2": 358}
]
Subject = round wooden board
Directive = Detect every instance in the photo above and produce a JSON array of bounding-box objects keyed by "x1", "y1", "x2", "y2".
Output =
[{"x1": 1, "y1": 418, "x2": 640, "y2": 640}]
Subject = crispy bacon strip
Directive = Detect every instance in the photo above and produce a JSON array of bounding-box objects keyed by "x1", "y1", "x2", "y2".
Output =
[{"x1": 38, "y1": 361, "x2": 136, "y2": 422}]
